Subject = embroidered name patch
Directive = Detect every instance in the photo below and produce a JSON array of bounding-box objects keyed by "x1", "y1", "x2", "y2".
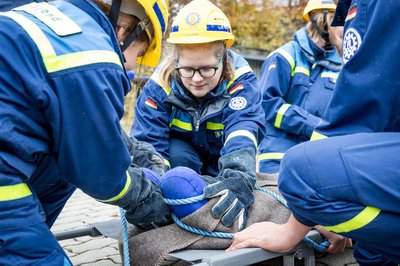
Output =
[
  {"x1": 343, "y1": 27, "x2": 362, "y2": 64},
  {"x1": 15, "y1": 2, "x2": 82, "y2": 36},
  {"x1": 229, "y1": 96, "x2": 247, "y2": 110}
]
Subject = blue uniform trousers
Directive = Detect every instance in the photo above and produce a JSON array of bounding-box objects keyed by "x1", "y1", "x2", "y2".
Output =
[
  {"x1": 169, "y1": 138, "x2": 219, "y2": 176},
  {"x1": 279, "y1": 133, "x2": 400, "y2": 265},
  {"x1": 0, "y1": 156, "x2": 74, "y2": 265}
]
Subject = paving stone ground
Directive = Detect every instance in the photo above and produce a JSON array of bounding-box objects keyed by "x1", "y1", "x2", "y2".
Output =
[{"x1": 51, "y1": 189, "x2": 123, "y2": 266}]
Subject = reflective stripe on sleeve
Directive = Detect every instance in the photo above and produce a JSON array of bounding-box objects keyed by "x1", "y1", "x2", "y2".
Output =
[
  {"x1": 224, "y1": 130, "x2": 257, "y2": 148},
  {"x1": 169, "y1": 118, "x2": 193, "y2": 131},
  {"x1": 227, "y1": 65, "x2": 253, "y2": 88},
  {"x1": 4, "y1": 12, "x2": 122, "y2": 73},
  {"x1": 259, "y1": 152, "x2": 285, "y2": 161},
  {"x1": 164, "y1": 159, "x2": 170, "y2": 168},
  {"x1": 206, "y1": 122, "x2": 224, "y2": 130},
  {"x1": 293, "y1": 66, "x2": 310, "y2": 77},
  {"x1": 322, "y1": 206, "x2": 381, "y2": 233},
  {"x1": 274, "y1": 103, "x2": 291, "y2": 129},
  {"x1": 150, "y1": 72, "x2": 172, "y2": 95},
  {"x1": 321, "y1": 72, "x2": 339, "y2": 79},
  {"x1": 275, "y1": 49, "x2": 295, "y2": 75},
  {"x1": 0, "y1": 183, "x2": 32, "y2": 201},
  {"x1": 98, "y1": 171, "x2": 132, "y2": 203}
]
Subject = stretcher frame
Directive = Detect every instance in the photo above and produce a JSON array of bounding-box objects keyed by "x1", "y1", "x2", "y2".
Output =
[{"x1": 54, "y1": 219, "x2": 322, "y2": 266}]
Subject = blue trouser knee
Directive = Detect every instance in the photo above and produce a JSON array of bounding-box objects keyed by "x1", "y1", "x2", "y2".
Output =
[
  {"x1": 354, "y1": 243, "x2": 398, "y2": 266},
  {"x1": 0, "y1": 222, "x2": 72, "y2": 266},
  {"x1": 279, "y1": 133, "x2": 400, "y2": 265},
  {"x1": 169, "y1": 138, "x2": 218, "y2": 176}
]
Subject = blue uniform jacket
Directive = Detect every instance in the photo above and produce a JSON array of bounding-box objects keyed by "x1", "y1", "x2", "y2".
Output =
[
  {"x1": 258, "y1": 28, "x2": 342, "y2": 173},
  {"x1": 131, "y1": 50, "x2": 265, "y2": 169},
  {"x1": 0, "y1": 0, "x2": 132, "y2": 228},
  {"x1": 312, "y1": 0, "x2": 400, "y2": 139},
  {"x1": 281, "y1": 0, "x2": 400, "y2": 262}
]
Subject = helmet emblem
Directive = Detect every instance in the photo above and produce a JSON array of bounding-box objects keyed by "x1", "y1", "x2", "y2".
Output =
[{"x1": 185, "y1": 12, "x2": 201, "y2": 26}]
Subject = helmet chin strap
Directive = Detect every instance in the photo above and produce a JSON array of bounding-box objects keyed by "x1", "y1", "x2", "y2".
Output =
[
  {"x1": 310, "y1": 10, "x2": 332, "y2": 49},
  {"x1": 109, "y1": 0, "x2": 122, "y2": 29},
  {"x1": 119, "y1": 18, "x2": 151, "y2": 52}
]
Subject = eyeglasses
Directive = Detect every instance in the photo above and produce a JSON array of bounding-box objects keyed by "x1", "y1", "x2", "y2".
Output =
[{"x1": 175, "y1": 57, "x2": 223, "y2": 78}]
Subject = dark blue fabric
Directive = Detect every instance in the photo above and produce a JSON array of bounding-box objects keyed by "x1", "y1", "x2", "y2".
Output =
[
  {"x1": 131, "y1": 50, "x2": 265, "y2": 172},
  {"x1": 258, "y1": 27, "x2": 341, "y2": 173},
  {"x1": 354, "y1": 243, "x2": 398, "y2": 266},
  {"x1": 30, "y1": 156, "x2": 76, "y2": 227},
  {"x1": 0, "y1": 1, "x2": 131, "y2": 262},
  {"x1": 279, "y1": 133, "x2": 400, "y2": 264},
  {"x1": 0, "y1": 0, "x2": 43, "y2": 11},
  {"x1": 169, "y1": 138, "x2": 219, "y2": 176},
  {"x1": 0, "y1": 222, "x2": 72, "y2": 265},
  {"x1": 315, "y1": 0, "x2": 400, "y2": 136}
]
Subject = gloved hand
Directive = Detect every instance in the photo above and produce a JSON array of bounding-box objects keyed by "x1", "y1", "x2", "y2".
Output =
[
  {"x1": 109, "y1": 166, "x2": 171, "y2": 230},
  {"x1": 203, "y1": 148, "x2": 256, "y2": 230},
  {"x1": 122, "y1": 131, "x2": 165, "y2": 175}
]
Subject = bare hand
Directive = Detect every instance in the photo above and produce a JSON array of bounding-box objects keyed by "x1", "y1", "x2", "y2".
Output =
[
  {"x1": 315, "y1": 225, "x2": 353, "y2": 254},
  {"x1": 226, "y1": 222, "x2": 297, "y2": 253}
]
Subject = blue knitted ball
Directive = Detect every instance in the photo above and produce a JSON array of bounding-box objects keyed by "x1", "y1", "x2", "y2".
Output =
[{"x1": 160, "y1": 167, "x2": 208, "y2": 218}]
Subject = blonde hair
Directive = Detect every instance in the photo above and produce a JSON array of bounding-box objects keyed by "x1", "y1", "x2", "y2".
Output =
[
  {"x1": 305, "y1": 11, "x2": 335, "y2": 48},
  {"x1": 160, "y1": 41, "x2": 234, "y2": 89}
]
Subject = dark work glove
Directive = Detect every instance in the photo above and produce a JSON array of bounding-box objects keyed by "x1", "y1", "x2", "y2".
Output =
[
  {"x1": 122, "y1": 131, "x2": 165, "y2": 175},
  {"x1": 109, "y1": 166, "x2": 171, "y2": 230},
  {"x1": 203, "y1": 148, "x2": 256, "y2": 230}
]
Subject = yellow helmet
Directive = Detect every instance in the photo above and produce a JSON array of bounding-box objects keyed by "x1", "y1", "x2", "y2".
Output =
[
  {"x1": 135, "y1": 0, "x2": 169, "y2": 67},
  {"x1": 167, "y1": 0, "x2": 234, "y2": 47},
  {"x1": 103, "y1": 0, "x2": 169, "y2": 67},
  {"x1": 303, "y1": 0, "x2": 336, "y2": 22}
]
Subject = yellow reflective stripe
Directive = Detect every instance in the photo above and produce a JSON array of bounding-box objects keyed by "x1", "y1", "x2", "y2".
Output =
[
  {"x1": 46, "y1": 50, "x2": 121, "y2": 73},
  {"x1": 206, "y1": 122, "x2": 224, "y2": 130},
  {"x1": 227, "y1": 65, "x2": 253, "y2": 88},
  {"x1": 310, "y1": 131, "x2": 328, "y2": 140},
  {"x1": 322, "y1": 206, "x2": 381, "y2": 233},
  {"x1": 274, "y1": 103, "x2": 291, "y2": 129},
  {"x1": 224, "y1": 130, "x2": 257, "y2": 148},
  {"x1": 259, "y1": 152, "x2": 284, "y2": 161},
  {"x1": 99, "y1": 171, "x2": 131, "y2": 203},
  {"x1": 276, "y1": 49, "x2": 295, "y2": 75},
  {"x1": 5, "y1": 12, "x2": 122, "y2": 73},
  {"x1": 169, "y1": 118, "x2": 193, "y2": 131},
  {"x1": 321, "y1": 72, "x2": 339, "y2": 79},
  {"x1": 0, "y1": 183, "x2": 32, "y2": 201},
  {"x1": 164, "y1": 159, "x2": 171, "y2": 168},
  {"x1": 5, "y1": 12, "x2": 55, "y2": 57},
  {"x1": 150, "y1": 72, "x2": 171, "y2": 95},
  {"x1": 293, "y1": 66, "x2": 310, "y2": 77}
]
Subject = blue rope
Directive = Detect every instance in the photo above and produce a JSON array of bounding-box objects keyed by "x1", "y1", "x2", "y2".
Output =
[
  {"x1": 164, "y1": 194, "x2": 205, "y2": 205},
  {"x1": 165, "y1": 186, "x2": 330, "y2": 252},
  {"x1": 120, "y1": 208, "x2": 130, "y2": 266},
  {"x1": 171, "y1": 213, "x2": 234, "y2": 238}
]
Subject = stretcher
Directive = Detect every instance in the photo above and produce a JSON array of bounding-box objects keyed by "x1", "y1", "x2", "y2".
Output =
[{"x1": 54, "y1": 219, "x2": 323, "y2": 266}]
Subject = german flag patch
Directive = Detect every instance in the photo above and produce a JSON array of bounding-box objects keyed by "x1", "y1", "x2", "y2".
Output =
[
  {"x1": 145, "y1": 97, "x2": 157, "y2": 109},
  {"x1": 345, "y1": 4, "x2": 357, "y2": 22},
  {"x1": 229, "y1": 83, "x2": 244, "y2": 94}
]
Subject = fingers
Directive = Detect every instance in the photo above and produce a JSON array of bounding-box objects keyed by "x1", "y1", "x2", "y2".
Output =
[
  {"x1": 210, "y1": 190, "x2": 235, "y2": 218},
  {"x1": 220, "y1": 200, "x2": 243, "y2": 227}
]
